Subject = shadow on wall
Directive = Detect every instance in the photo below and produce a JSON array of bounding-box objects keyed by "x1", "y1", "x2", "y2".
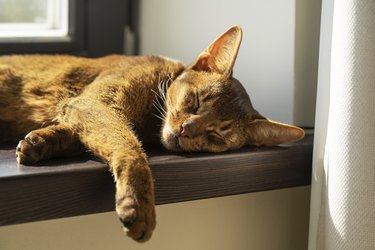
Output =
[
  {"x1": 294, "y1": 0, "x2": 322, "y2": 127},
  {"x1": 124, "y1": 0, "x2": 141, "y2": 55}
]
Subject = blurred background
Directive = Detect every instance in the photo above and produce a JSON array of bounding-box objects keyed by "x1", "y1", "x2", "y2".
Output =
[{"x1": 0, "y1": 0, "x2": 321, "y2": 249}]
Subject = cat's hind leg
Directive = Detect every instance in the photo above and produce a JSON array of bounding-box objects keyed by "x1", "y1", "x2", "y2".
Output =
[{"x1": 16, "y1": 124, "x2": 83, "y2": 164}]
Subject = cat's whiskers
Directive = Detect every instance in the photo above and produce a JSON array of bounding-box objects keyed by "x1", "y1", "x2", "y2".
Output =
[
  {"x1": 152, "y1": 76, "x2": 176, "y2": 124},
  {"x1": 158, "y1": 77, "x2": 171, "y2": 104},
  {"x1": 152, "y1": 100, "x2": 166, "y2": 121},
  {"x1": 151, "y1": 90, "x2": 166, "y2": 113},
  {"x1": 152, "y1": 76, "x2": 174, "y2": 122},
  {"x1": 152, "y1": 113, "x2": 165, "y2": 121},
  {"x1": 158, "y1": 82, "x2": 166, "y2": 104},
  {"x1": 152, "y1": 102, "x2": 166, "y2": 119}
]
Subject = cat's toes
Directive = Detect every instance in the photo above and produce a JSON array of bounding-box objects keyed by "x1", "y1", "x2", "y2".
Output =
[
  {"x1": 116, "y1": 192, "x2": 156, "y2": 242},
  {"x1": 16, "y1": 132, "x2": 48, "y2": 164}
]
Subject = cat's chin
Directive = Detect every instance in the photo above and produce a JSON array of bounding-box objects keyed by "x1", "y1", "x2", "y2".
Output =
[
  {"x1": 161, "y1": 125, "x2": 183, "y2": 152},
  {"x1": 161, "y1": 136, "x2": 182, "y2": 152}
]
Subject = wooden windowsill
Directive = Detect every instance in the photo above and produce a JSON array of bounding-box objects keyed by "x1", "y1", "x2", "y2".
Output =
[{"x1": 0, "y1": 133, "x2": 313, "y2": 226}]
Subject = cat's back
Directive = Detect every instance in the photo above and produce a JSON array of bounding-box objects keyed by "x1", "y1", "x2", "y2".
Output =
[
  {"x1": 0, "y1": 54, "x2": 100, "y2": 87},
  {"x1": 0, "y1": 54, "x2": 105, "y2": 111},
  {"x1": 0, "y1": 54, "x2": 91, "y2": 75},
  {"x1": 0, "y1": 54, "x2": 182, "y2": 86}
]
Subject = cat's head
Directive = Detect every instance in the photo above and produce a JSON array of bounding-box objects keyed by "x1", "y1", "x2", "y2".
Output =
[{"x1": 161, "y1": 26, "x2": 304, "y2": 152}]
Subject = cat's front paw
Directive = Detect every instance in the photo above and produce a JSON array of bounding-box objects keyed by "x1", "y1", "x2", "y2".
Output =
[
  {"x1": 16, "y1": 131, "x2": 50, "y2": 164},
  {"x1": 116, "y1": 184, "x2": 156, "y2": 242}
]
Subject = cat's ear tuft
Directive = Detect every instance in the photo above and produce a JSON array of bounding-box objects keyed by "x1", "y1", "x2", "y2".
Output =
[
  {"x1": 246, "y1": 119, "x2": 305, "y2": 146},
  {"x1": 191, "y1": 25, "x2": 242, "y2": 77}
]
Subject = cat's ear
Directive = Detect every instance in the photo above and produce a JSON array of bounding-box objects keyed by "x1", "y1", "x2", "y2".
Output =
[
  {"x1": 245, "y1": 119, "x2": 305, "y2": 146},
  {"x1": 191, "y1": 25, "x2": 242, "y2": 77}
]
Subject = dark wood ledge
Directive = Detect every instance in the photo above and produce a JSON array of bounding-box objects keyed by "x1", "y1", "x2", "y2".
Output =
[{"x1": 0, "y1": 134, "x2": 313, "y2": 226}]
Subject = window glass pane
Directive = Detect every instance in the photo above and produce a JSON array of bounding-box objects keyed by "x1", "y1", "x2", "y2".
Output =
[
  {"x1": 0, "y1": 0, "x2": 69, "y2": 39},
  {"x1": 0, "y1": 0, "x2": 48, "y2": 23}
]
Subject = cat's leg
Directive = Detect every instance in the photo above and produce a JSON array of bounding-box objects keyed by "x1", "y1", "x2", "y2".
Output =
[
  {"x1": 59, "y1": 98, "x2": 156, "y2": 242},
  {"x1": 16, "y1": 124, "x2": 83, "y2": 164}
]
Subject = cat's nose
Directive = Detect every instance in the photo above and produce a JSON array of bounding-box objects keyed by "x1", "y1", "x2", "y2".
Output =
[{"x1": 180, "y1": 122, "x2": 192, "y2": 137}]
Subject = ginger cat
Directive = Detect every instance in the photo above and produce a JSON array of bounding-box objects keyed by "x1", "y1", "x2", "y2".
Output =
[{"x1": 0, "y1": 26, "x2": 304, "y2": 242}]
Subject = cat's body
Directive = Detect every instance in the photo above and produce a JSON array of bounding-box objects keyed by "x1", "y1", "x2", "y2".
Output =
[
  {"x1": 0, "y1": 26, "x2": 304, "y2": 242},
  {"x1": 0, "y1": 54, "x2": 183, "y2": 144}
]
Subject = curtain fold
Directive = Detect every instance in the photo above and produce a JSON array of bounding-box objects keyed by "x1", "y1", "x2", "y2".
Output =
[{"x1": 308, "y1": 0, "x2": 375, "y2": 249}]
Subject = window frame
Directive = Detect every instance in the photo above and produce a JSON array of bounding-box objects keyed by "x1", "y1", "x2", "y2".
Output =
[
  {"x1": 0, "y1": 0, "x2": 70, "y2": 40},
  {"x1": 0, "y1": 0, "x2": 128, "y2": 57}
]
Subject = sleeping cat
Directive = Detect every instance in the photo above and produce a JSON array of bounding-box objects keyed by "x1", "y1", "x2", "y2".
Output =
[{"x1": 0, "y1": 26, "x2": 304, "y2": 242}]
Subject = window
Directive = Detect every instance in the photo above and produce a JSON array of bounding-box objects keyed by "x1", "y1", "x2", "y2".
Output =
[
  {"x1": 0, "y1": 0, "x2": 69, "y2": 41},
  {"x1": 0, "y1": 0, "x2": 131, "y2": 57}
]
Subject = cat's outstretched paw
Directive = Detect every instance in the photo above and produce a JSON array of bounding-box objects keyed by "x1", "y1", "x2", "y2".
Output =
[
  {"x1": 16, "y1": 131, "x2": 50, "y2": 164},
  {"x1": 116, "y1": 185, "x2": 156, "y2": 242}
]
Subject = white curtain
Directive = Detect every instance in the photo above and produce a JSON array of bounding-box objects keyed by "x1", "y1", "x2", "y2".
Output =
[{"x1": 308, "y1": 0, "x2": 375, "y2": 249}]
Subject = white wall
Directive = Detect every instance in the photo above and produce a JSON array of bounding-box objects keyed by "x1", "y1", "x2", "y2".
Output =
[
  {"x1": 139, "y1": 0, "x2": 321, "y2": 125},
  {"x1": 0, "y1": 187, "x2": 310, "y2": 250}
]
